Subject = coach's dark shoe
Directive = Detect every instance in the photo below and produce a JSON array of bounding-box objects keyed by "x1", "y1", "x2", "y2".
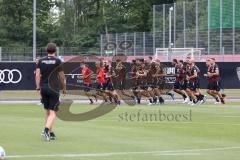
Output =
[{"x1": 50, "y1": 132, "x2": 56, "y2": 140}]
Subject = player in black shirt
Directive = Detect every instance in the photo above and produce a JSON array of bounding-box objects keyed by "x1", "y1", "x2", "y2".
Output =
[{"x1": 35, "y1": 43, "x2": 66, "y2": 141}]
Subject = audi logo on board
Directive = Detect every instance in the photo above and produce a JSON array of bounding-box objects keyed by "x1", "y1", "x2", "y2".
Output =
[{"x1": 0, "y1": 69, "x2": 22, "y2": 84}]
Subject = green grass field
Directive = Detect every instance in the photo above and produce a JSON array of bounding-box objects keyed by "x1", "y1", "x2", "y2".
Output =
[{"x1": 1, "y1": 102, "x2": 240, "y2": 160}]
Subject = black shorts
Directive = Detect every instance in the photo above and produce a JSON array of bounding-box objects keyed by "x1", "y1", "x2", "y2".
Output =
[
  {"x1": 148, "y1": 82, "x2": 158, "y2": 89},
  {"x1": 158, "y1": 83, "x2": 165, "y2": 90},
  {"x1": 187, "y1": 81, "x2": 200, "y2": 91},
  {"x1": 174, "y1": 81, "x2": 181, "y2": 89},
  {"x1": 207, "y1": 81, "x2": 221, "y2": 91},
  {"x1": 83, "y1": 83, "x2": 92, "y2": 92},
  {"x1": 138, "y1": 83, "x2": 148, "y2": 90},
  {"x1": 115, "y1": 80, "x2": 125, "y2": 90},
  {"x1": 180, "y1": 81, "x2": 187, "y2": 90},
  {"x1": 40, "y1": 87, "x2": 60, "y2": 111},
  {"x1": 97, "y1": 83, "x2": 106, "y2": 91},
  {"x1": 105, "y1": 82, "x2": 115, "y2": 91}
]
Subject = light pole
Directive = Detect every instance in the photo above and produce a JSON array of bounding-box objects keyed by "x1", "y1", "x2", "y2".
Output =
[
  {"x1": 169, "y1": 7, "x2": 173, "y2": 49},
  {"x1": 169, "y1": 7, "x2": 173, "y2": 61},
  {"x1": 33, "y1": 0, "x2": 36, "y2": 61}
]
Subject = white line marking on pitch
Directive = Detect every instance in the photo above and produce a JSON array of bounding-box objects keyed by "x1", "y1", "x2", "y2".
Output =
[
  {"x1": 154, "y1": 153, "x2": 201, "y2": 156},
  {"x1": 6, "y1": 146, "x2": 240, "y2": 159}
]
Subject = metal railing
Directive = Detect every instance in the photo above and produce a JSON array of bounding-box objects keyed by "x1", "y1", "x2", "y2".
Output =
[{"x1": 1, "y1": 0, "x2": 240, "y2": 62}]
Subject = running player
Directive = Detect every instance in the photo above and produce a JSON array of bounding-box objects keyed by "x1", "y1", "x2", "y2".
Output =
[
  {"x1": 205, "y1": 58, "x2": 226, "y2": 104},
  {"x1": 186, "y1": 59, "x2": 205, "y2": 105},
  {"x1": 136, "y1": 60, "x2": 154, "y2": 105},
  {"x1": 146, "y1": 61, "x2": 158, "y2": 104},
  {"x1": 115, "y1": 59, "x2": 126, "y2": 91},
  {"x1": 155, "y1": 60, "x2": 166, "y2": 104},
  {"x1": 103, "y1": 61, "x2": 121, "y2": 105},
  {"x1": 130, "y1": 59, "x2": 141, "y2": 104},
  {"x1": 80, "y1": 62, "x2": 97, "y2": 104},
  {"x1": 114, "y1": 59, "x2": 135, "y2": 104},
  {"x1": 95, "y1": 61, "x2": 108, "y2": 102},
  {"x1": 172, "y1": 59, "x2": 188, "y2": 102},
  {"x1": 36, "y1": 43, "x2": 66, "y2": 141}
]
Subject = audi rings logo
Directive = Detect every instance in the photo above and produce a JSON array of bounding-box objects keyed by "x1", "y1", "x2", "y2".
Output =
[{"x1": 0, "y1": 69, "x2": 22, "y2": 84}]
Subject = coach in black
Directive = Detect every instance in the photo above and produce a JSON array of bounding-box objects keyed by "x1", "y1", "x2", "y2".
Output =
[{"x1": 35, "y1": 43, "x2": 66, "y2": 141}]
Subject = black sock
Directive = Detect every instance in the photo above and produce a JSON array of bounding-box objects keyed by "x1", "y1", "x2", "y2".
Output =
[
  {"x1": 90, "y1": 99, "x2": 93, "y2": 103},
  {"x1": 50, "y1": 132, "x2": 55, "y2": 136},
  {"x1": 193, "y1": 99, "x2": 198, "y2": 104},
  {"x1": 137, "y1": 98, "x2": 141, "y2": 104},
  {"x1": 149, "y1": 98, "x2": 153, "y2": 103},
  {"x1": 182, "y1": 94, "x2": 187, "y2": 99},
  {"x1": 159, "y1": 97, "x2": 164, "y2": 103},
  {"x1": 44, "y1": 127, "x2": 49, "y2": 133},
  {"x1": 153, "y1": 97, "x2": 157, "y2": 103},
  {"x1": 215, "y1": 97, "x2": 219, "y2": 102},
  {"x1": 109, "y1": 97, "x2": 113, "y2": 102},
  {"x1": 196, "y1": 95, "x2": 200, "y2": 101}
]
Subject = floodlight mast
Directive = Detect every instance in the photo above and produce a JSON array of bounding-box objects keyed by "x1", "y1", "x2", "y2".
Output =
[
  {"x1": 33, "y1": 0, "x2": 36, "y2": 61},
  {"x1": 169, "y1": 7, "x2": 173, "y2": 61}
]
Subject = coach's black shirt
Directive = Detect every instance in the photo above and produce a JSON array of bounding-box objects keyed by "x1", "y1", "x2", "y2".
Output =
[{"x1": 37, "y1": 56, "x2": 63, "y2": 90}]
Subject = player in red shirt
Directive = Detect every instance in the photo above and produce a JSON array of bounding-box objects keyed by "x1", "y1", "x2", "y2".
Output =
[
  {"x1": 95, "y1": 61, "x2": 108, "y2": 102},
  {"x1": 80, "y1": 63, "x2": 97, "y2": 104}
]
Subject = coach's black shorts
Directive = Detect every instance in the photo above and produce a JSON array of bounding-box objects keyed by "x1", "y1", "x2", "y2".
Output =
[
  {"x1": 207, "y1": 81, "x2": 221, "y2": 91},
  {"x1": 40, "y1": 87, "x2": 60, "y2": 111}
]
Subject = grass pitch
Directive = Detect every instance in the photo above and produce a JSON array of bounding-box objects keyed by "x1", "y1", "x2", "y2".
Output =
[{"x1": 1, "y1": 102, "x2": 240, "y2": 160}]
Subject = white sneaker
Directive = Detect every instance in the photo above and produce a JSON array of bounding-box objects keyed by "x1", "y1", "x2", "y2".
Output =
[
  {"x1": 214, "y1": 101, "x2": 221, "y2": 105},
  {"x1": 37, "y1": 102, "x2": 42, "y2": 106},
  {"x1": 198, "y1": 100, "x2": 204, "y2": 105},
  {"x1": 148, "y1": 102, "x2": 153, "y2": 106},
  {"x1": 182, "y1": 98, "x2": 190, "y2": 104},
  {"x1": 188, "y1": 101, "x2": 193, "y2": 105}
]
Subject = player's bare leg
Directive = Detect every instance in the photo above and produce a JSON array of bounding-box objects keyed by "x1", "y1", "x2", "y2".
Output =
[
  {"x1": 194, "y1": 88, "x2": 205, "y2": 105},
  {"x1": 174, "y1": 88, "x2": 187, "y2": 101},
  {"x1": 186, "y1": 88, "x2": 197, "y2": 105},
  {"x1": 214, "y1": 90, "x2": 226, "y2": 104},
  {"x1": 207, "y1": 89, "x2": 220, "y2": 104},
  {"x1": 148, "y1": 87, "x2": 156, "y2": 104},
  {"x1": 154, "y1": 88, "x2": 164, "y2": 104},
  {"x1": 140, "y1": 89, "x2": 153, "y2": 105}
]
